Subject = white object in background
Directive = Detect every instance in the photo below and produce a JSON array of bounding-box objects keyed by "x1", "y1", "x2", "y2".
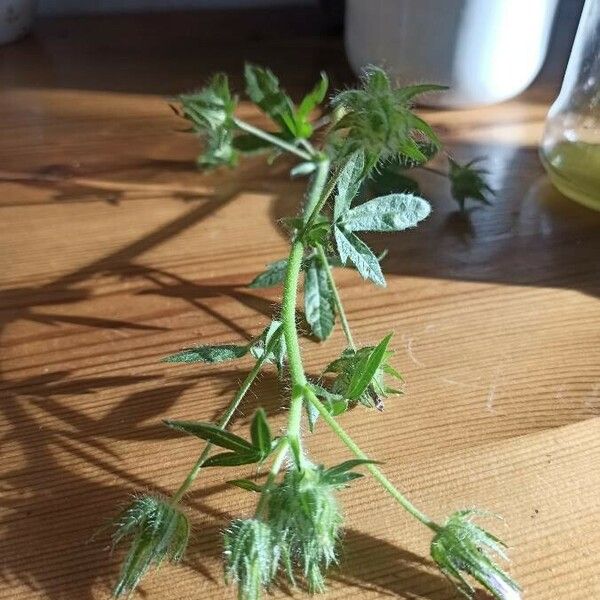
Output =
[
  {"x1": 0, "y1": 0, "x2": 37, "y2": 45},
  {"x1": 345, "y1": 0, "x2": 560, "y2": 108}
]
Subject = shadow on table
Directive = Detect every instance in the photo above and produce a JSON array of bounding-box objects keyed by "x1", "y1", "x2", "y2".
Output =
[
  {"x1": 269, "y1": 143, "x2": 600, "y2": 300},
  {"x1": 0, "y1": 146, "x2": 581, "y2": 599}
]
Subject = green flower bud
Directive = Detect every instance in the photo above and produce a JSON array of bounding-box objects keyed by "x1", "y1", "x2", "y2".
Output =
[
  {"x1": 268, "y1": 466, "x2": 343, "y2": 592},
  {"x1": 112, "y1": 494, "x2": 190, "y2": 597},
  {"x1": 330, "y1": 66, "x2": 444, "y2": 173},
  {"x1": 430, "y1": 510, "x2": 521, "y2": 600},
  {"x1": 223, "y1": 518, "x2": 278, "y2": 600}
]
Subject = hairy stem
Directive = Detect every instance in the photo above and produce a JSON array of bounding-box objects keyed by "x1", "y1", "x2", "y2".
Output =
[
  {"x1": 280, "y1": 160, "x2": 330, "y2": 461},
  {"x1": 305, "y1": 386, "x2": 441, "y2": 532},
  {"x1": 302, "y1": 158, "x2": 330, "y2": 221},
  {"x1": 233, "y1": 118, "x2": 313, "y2": 161},
  {"x1": 254, "y1": 437, "x2": 289, "y2": 518},
  {"x1": 315, "y1": 243, "x2": 355, "y2": 350},
  {"x1": 170, "y1": 326, "x2": 283, "y2": 504}
]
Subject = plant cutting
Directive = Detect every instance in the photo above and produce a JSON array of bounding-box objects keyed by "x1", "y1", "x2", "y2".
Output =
[{"x1": 109, "y1": 64, "x2": 517, "y2": 600}]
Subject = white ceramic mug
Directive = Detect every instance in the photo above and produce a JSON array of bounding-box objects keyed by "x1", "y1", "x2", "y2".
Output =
[{"x1": 345, "y1": 0, "x2": 560, "y2": 107}]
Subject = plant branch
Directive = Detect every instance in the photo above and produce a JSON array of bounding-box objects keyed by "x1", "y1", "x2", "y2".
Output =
[
  {"x1": 280, "y1": 159, "x2": 330, "y2": 464},
  {"x1": 254, "y1": 437, "x2": 289, "y2": 518},
  {"x1": 170, "y1": 326, "x2": 283, "y2": 504},
  {"x1": 304, "y1": 386, "x2": 440, "y2": 532},
  {"x1": 233, "y1": 118, "x2": 313, "y2": 161},
  {"x1": 315, "y1": 243, "x2": 356, "y2": 350}
]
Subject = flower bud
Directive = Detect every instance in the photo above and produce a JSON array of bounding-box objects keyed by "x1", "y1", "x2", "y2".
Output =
[
  {"x1": 223, "y1": 518, "x2": 278, "y2": 600},
  {"x1": 112, "y1": 494, "x2": 190, "y2": 597},
  {"x1": 430, "y1": 510, "x2": 520, "y2": 600},
  {"x1": 268, "y1": 466, "x2": 343, "y2": 592}
]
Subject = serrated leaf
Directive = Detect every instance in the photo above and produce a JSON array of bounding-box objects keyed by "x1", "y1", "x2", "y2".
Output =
[
  {"x1": 334, "y1": 150, "x2": 365, "y2": 221},
  {"x1": 346, "y1": 334, "x2": 392, "y2": 399},
  {"x1": 227, "y1": 479, "x2": 264, "y2": 492},
  {"x1": 334, "y1": 225, "x2": 385, "y2": 287},
  {"x1": 250, "y1": 408, "x2": 272, "y2": 456},
  {"x1": 244, "y1": 63, "x2": 296, "y2": 137},
  {"x1": 342, "y1": 193, "x2": 431, "y2": 232},
  {"x1": 163, "y1": 420, "x2": 255, "y2": 454},
  {"x1": 162, "y1": 343, "x2": 248, "y2": 363},
  {"x1": 303, "y1": 257, "x2": 335, "y2": 341},
  {"x1": 203, "y1": 451, "x2": 262, "y2": 468},
  {"x1": 249, "y1": 259, "x2": 288, "y2": 288}
]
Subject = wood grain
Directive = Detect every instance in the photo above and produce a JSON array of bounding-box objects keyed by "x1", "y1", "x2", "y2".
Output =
[{"x1": 1, "y1": 8, "x2": 599, "y2": 600}]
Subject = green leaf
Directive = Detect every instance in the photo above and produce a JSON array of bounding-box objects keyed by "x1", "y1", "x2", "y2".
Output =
[
  {"x1": 294, "y1": 72, "x2": 329, "y2": 138},
  {"x1": 334, "y1": 225, "x2": 386, "y2": 287},
  {"x1": 323, "y1": 471, "x2": 364, "y2": 487},
  {"x1": 163, "y1": 420, "x2": 255, "y2": 454},
  {"x1": 249, "y1": 259, "x2": 288, "y2": 288},
  {"x1": 334, "y1": 150, "x2": 365, "y2": 221},
  {"x1": 177, "y1": 73, "x2": 239, "y2": 168},
  {"x1": 244, "y1": 63, "x2": 296, "y2": 137},
  {"x1": 346, "y1": 334, "x2": 392, "y2": 399},
  {"x1": 305, "y1": 383, "x2": 348, "y2": 431},
  {"x1": 227, "y1": 479, "x2": 264, "y2": 493},
  {"x1": 342, "y1": 193, "x2": 431, "y2": 232},
  {"x1": 324, "y1": 459, "x2": 379, "y2": 480},
  {"x1": 203, "y1": 451, "x2": 262, "y2": 468},
  {"x1": 162, "y1": 343, "x2": 248, "y2": 363},
  {"x1": 303, "y1": 257, "x2": 335, "y2": 341},
  {"x1": 393, "y1": 83, "x2": 448, "y2": 103},
  {"x1": 249, "y1": 321, "x2": 286, "y2": 373},
  {"x1": 250, "y1": 408, "x2": 272, "y2": 456}
]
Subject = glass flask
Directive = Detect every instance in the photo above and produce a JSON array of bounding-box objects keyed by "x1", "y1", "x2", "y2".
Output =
[{"x1": 540, "y1": 0, "x2": 600, "y2": 211}]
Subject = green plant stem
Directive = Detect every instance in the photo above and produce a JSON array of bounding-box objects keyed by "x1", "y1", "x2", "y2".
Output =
[
  {"x1": 254, "y1": 437, "x2": 289, "y2": 518},
  {"x1": 302, "y1": 158, "x2": 330, "y2": 220},
  {"x1": 233, "y1": 118, "x2": 313, "y2": 161},
  {"x1": 304, "y1": 386, "x2": 441, "y2": 532},
  {"x1": 170, "y1": 327, "x2": 283, "y2": 505},
  {"x1": 315, "y1": 243, "x2": 355, "y2": 350},
  {"x1": 299, "y1": 172, "x2": 339, "y2": 237},
  {"x1": 280, "y1": 159, "x2": 330, "y2": 460}
]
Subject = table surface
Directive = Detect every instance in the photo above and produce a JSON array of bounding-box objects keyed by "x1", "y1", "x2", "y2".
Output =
[{"x1": 1, "y1": 7, "x2": 599, "y2": 600}]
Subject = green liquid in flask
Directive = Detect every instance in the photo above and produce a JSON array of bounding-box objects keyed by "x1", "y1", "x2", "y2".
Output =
[{"x1": 541, "y1": 141, "x2": 600, "y2": 211}]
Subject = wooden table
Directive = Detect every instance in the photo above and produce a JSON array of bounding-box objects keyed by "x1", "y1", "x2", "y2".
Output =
[{"x1": 1, "y1": 8, "x2": 599, "y2": 600}]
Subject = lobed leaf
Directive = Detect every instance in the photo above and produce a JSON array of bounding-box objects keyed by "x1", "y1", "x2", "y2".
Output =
[
  {"x1": 342, "y1": 192, "x2": 431, "y2": 233},
  {"x1": 334, "y1": 225, "x2": 386, "y2": 287},
  {"x1": 244, "y1": 64, "x2": 297, "y2": 137},
  {"x1": 303, "y1": 257, "x2": 335, "y2": 341},
  {"x1": 334, "y1": 150, "x2": 365, "y2": 221},
  {"x1": 249, "y1": 258, "x2": 289, "y2": 288}
]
